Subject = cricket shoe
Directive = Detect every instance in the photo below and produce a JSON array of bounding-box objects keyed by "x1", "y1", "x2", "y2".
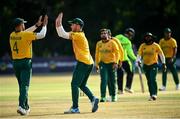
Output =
[
  {"x1": 148, "y1": 95, "x2": 157, "y2": 101},
  {"x1": 124, "y1": 87, "x2": 134, "y2": 93},
  {"x1": 106, "y1": 96, "x2": 111, "y2": 102},
  {"x1": 100, "y1": 97, "x2": 106, "y2": 102},
  {"x1": 159, "y1": 86, "x2": 166, "y2": 91},
  {"x1": 64, "y1": 107, "x2": 80, "y2": 114},
  {"x1": 111, "y1": 96, "x2": 118, "y2": 102},
  {"x1": 152, "y1": 95, "x2": 157, "y2": 100},
  {"x1": 106, "y1": 96, "x2": 118, "y2": 102},
  {"x1": 106, "y1": 96, "x2": 117, "y2": 102},
  {"x1": 176, "y1": 84, "x2": 180, "y2": 90},
  {"x1": 148, "y1": 97, "x2": 153, "y2": 101},
  {"x1": 17, "y1": 106, "x2": 27, "y2": 115},
  {"x1": 117, "y1": 90, "x2": 124, "y2": 95},
  {"x1": 91, "y1": 97, "x2": 99, "y2": 113},
  {"x1": 26, "y1": 108, "x2": 30, "y2": 115}
]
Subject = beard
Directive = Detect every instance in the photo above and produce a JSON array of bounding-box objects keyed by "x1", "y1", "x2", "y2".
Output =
[
  {"x1": 144, "y1": 39, "x2": 153, "y2": 45},
  {"x1": 101, "y1": 36, "x2": 107, "y2": 39}
]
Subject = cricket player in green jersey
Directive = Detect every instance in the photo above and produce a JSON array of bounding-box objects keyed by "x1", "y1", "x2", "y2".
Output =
[
  {"x1": 137, "y1": 32, "x2": 166, "y2": 101},
  {"x1": 115, "y1": 28, "x2": 136, "y2": 94},
  {"x1": 9, "y1": 15, "x2": 48, "y2": 115},
  {"x1": 55, "y1": 12, "x2": 99, "y2": 114},
  {"x1": 159, "y1": 28, "x2": 179, "y2": 91},
  {"x1": 95, "y1": 29, "x2": 120, "y2": 102}
]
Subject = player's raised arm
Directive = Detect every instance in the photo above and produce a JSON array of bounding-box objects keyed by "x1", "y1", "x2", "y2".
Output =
[
  {"x1": 36, "y1": 15, "x2": 48, "y2": 39},
  {"x1": 55, "y1": 12, "x2": 63, "y2": 27},
  {"x1": 25, "y1": 16, "x2": 43, "y2": 32},
  {"x1": 55, "y1": 12, "x2": 70, "y2": 39}
]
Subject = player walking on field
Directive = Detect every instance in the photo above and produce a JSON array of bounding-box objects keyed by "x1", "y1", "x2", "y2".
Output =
[
  {"x1": 55, "y1": 12, "x2": 99, "y2": 114},
  {"x1": 9, "y1": 15, "x2": 48, "y2": 115},
  {"x1": 137, "y1": 32, "x2": 166, "y2": 101},
  {"x1": 159, "y1": 28, "x2": 179, "y2": 91},
  {"x1": 95, "y1": 29, "x2": 120, "y2": 102},
  {"x1": 106, "y1": 29, "x2": 124, "y2": 100},
  {"x1": 115, "y1": 28, "x2": 137, "y2": 94}
]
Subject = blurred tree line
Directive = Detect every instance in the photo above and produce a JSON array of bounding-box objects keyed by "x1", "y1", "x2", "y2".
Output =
[{"x1": 1, "y1": 0, "x2": 180, "y2": 58}]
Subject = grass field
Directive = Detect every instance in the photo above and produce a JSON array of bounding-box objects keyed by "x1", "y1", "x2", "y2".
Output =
[{"x1": 0, "y1": 73, "x2": 180, "y2": 119}]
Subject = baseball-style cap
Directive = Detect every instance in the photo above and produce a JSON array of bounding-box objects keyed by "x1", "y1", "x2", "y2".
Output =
[
  {"x1": 125, "y1": 28, "x2": 135, "y2": 34},
  {"x1": 144, "y1": 32, "x2": 153, "y2": 37},
  {"x1": 164, "y1": 28, "x2": 172, "y2": 33},
  {"x1": 13, "y1": 18, "x2": 27, "y2": 27},
  {"x1": 68, "y1": 18, "x2": 84, "y2": 27},
  {"x1": 144, "y1": 32, "x2": 156, "y2": 39}
]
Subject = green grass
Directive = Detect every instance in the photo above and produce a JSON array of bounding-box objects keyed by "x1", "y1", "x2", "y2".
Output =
[{"x1": 0, "y1": 73, "x2": 180, "y2": 119}]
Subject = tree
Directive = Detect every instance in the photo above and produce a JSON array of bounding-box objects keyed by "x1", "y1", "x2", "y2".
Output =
[{"x1": 1, "y1": 0, "x2": 179, "y2": 58}]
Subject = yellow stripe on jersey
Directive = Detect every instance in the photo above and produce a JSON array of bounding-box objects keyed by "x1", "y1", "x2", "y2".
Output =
[
  {"x1": 69, "y1": 32, "x2": 93, "y2": 65},
  {"x1": 159, "y1": 38, "x2": 177, "y2": 58},
  {"x1": 9, "y1": 31, "x2": 36, "y2": 59},
  {"x1": 95, "y1": 40, "x2": 120, "y2": 67},
  {"x1": 138, "y1": 43, "x2": 164, "y2": 65}
]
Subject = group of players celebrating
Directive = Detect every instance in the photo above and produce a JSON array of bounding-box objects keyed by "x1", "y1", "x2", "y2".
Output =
[{"x1": 9, "y1": 12, "x2": 179, "y2": 115}]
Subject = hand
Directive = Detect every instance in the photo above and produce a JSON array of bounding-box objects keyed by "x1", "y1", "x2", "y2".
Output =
[
  {"x1": 42, "y1": 15, "x2": 48, "y2": 26},
  {"x1": 169, "y1": 57, "x2": 175, "y2": 63},
  {"x1": 135, "y1": 61, "x2": 141, "y2": 68},
  {"x1": 162, "y1": 63, "x2": 167, "y2": 72},
  {"x1": 118, "y1": 61, "x2": 122, "y2": 68},
  {"x1": 112, "y1": 63, "x2": 118, "y2": 70},
  {"x1": 96, "y1": 66, "x2": 99, "y2": 73},
  {"x1": 55, "y1": 12, "x2": 63, "y2": 27},
  {"x1": 138, "y1": 61, "x2": 142, "y2": 67},
  {"x1": 35, "y1": 16, "x2": 43, "y2": 27}
]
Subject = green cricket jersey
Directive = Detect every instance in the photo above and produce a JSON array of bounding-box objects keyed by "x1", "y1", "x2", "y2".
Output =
[{"x1": 115, "y1": 34, "x2": 136, "y2": 61}]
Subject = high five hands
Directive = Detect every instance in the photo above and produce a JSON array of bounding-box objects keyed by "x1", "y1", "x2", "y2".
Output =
[{"x1": 55, "y1": 12, "x2": 63, "y2": 27}]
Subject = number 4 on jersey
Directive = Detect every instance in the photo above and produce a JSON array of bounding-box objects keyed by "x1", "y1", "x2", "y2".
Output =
[{"x1": 13, "y1": 41, "x2": 19, "y2": 54}]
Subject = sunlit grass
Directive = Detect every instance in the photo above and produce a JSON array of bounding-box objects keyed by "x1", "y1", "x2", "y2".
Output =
[{"x1": 0, "y1": 73, "x2": 180, "y2": 119}]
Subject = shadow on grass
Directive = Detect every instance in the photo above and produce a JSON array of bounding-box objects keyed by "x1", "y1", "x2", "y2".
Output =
[
  {"x1": 30, "y1": 111, "x2": 92, "y2": 117},
  {"x1": 0, "y1": 111, "x2": 93, "y2": 118}
]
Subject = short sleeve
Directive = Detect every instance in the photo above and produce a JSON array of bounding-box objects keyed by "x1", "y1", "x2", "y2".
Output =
[{"x1": 23, "y1": 32, "x2": 36, "y2": 41}]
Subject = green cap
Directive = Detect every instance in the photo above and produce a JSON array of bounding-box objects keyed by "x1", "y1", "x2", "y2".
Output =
[
  {"x1": 164, "y1": 28, "x2": 172, "y2": 33},
  {"x1": 144, "y1": 32, "x2": 156, "y2": 39},
  {"x1": 125, "y1": 28, "x2": 135, "y2": 34},
  {"x1": 68, "y1": 18, "x2": 84, "y2": 27},
  {"x1": 13, "y1": 18, "x2": 27, "y2": 27}
]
